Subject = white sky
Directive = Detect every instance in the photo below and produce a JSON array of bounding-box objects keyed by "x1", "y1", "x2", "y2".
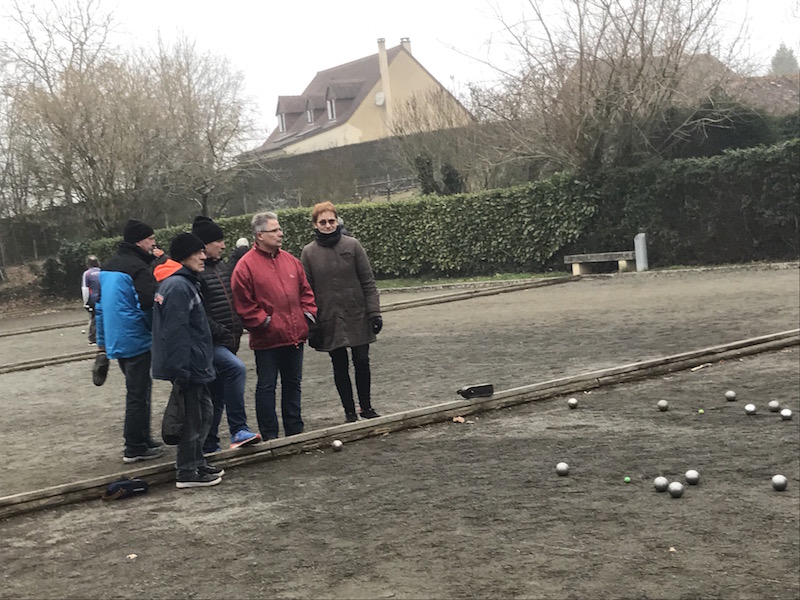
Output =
[{"x1": 4, "y1": 0, "x2": 799, "y2": 147}]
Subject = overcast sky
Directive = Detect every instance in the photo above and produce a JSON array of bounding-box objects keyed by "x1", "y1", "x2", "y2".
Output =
[{"x1": 5, "y1": 0, "x2": 799, "y2": 147}]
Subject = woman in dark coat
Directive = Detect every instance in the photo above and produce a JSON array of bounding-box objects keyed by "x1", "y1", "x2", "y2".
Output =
[{"x1": 301, "y1": 201, "x2": 383, "y2": 423}]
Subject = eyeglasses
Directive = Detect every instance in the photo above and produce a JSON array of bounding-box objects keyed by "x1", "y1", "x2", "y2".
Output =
[
  {"x1": 317, "y1": 219, "x2": 337, "y2": 226},
  {"x1": 258, "y1": 227, "x2": 283, "y2": 234}
]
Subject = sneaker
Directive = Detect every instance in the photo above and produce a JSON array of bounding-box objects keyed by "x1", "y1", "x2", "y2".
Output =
[
  {"x1": 203, "y1": 446, "x2": 222, "y2": 456},
  {"x1": 344, "y1": 412, "x2": 358, "y2": 423},
  {"x1": 146, "y1": 438, "x2": 163, "y2": 449},
  {"x1": 360, "y1": 408, "x2": 380, "y2": 419},
  {"x1": 123, "y1": 446, "x2": 163, "y2": 463},
  {"x1": 175, "y1": 472, "x2": 222, "y2": 489},
  {"x1": 230, "y1": 429, "x2": 261, "y2": 449},
  {"x1": 199, "y1": 464, "x2": 225, "y2": 477}
]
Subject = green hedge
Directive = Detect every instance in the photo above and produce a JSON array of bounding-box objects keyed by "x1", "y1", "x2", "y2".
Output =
[
  {"x1": 39, "y1": 139, "x2": 798, "y2": 297},
  {"x1": 574, "y1": 138, "x2": 800, "y2": 265},
  {"x1": 79, "y1": 173, "x2": 597, "y2": 280}
]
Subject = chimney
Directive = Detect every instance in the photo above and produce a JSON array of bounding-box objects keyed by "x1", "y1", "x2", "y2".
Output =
[
  {"x1": 400, "y1": 37, "x2": 411, "y2": 55},
  {"x1": 377, "y1": 38, "x2": 393, "y2": 123}
]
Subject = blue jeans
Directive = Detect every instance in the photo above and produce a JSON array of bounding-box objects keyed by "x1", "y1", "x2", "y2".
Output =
[
  {"x1": 118, "y1": 351, "x2": 152, "y2": 453},
  {"x1": 175, "y1": 383, "x2": 213, "y2": 478},
  {"x1": 204, "y1": 346, "x2": 249, "y2": 452},
  {"x1": 254, "y1": 344, "x2": 304, "y2": 439}
]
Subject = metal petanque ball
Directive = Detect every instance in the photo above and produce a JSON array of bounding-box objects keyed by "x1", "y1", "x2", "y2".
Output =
[
  {"x1": 567, "y1": 398, "x2": 578, "y2": 409},
  {"x1": 772, "y1": 475, "x2": 788, "y2": 491},
  {"x1": 744, "y1": 403, "x2": 757, "y2": 415},
  {"x1": 685, "y1": 469, "x2": 700, "y2": 485},
  {"x1": 556, "y1": 462, "x2": 570, "y2": 476},
  {"x1": 780, "y1": 408, "x2": 793, "y2": 421},
  {"x1": 725, "y1": 390, "x2": 737, "y2": 401},
  {"x1": 667, "y1": 482, "x2": 685, "y2": 498},
  {"x1": 768, "y1": 400, "x2": 781, "y2": 412},
  {"x1": 331, "y1": 440, "x2": 344, "y2": 452},
  {"x1": 657, "y1": 400, "x2": 669, "y2": 412},
  {"x1": 654, "y1": 476, "x2": 669, "y2": 492}
]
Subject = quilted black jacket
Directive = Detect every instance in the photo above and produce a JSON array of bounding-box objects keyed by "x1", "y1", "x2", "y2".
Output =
[{"x1": 198, "y1": 257, "x2": 243, "y2": 353}]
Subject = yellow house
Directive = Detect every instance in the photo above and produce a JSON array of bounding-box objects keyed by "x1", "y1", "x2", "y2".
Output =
[{"x1": 254, "y1": 38, "x2": 474, "y2": 158}]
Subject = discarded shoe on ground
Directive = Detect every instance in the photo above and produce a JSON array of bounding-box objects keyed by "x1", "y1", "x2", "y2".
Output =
[{"x1": 102, "y1": 477, "x2": 149, "y2": 501}]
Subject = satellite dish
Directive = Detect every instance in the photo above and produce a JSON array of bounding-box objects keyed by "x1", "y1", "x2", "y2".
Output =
[{"x1": 374, "y1": 91, "x2": 385, "y2": 106}]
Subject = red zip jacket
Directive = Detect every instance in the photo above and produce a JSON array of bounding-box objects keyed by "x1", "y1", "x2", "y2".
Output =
[{"x1": 230, "y1": 246, "x2": 317, "y2": 350}]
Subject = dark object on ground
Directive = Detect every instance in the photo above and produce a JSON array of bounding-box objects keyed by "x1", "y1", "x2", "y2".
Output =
[
  {"x1": 101, "y1": 477, "x2": 149, "y2": 501},
  {"x1": 457, "y1": 383, "x2": 494, "y2": 399}
]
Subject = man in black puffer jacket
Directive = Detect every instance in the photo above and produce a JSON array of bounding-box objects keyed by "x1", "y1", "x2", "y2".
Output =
[{"x1": 192, "y1": 216, "x2": 261, "y2": 452}]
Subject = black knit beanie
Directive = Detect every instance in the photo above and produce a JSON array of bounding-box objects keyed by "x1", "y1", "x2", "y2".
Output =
[
  {"x1": 169, "y1": 232, "x2": 206, "y2": 262},
  {"x1": 123, "y1": 219, "x2": 154, "y2": 244},
  {"x1": 191, "y1": 216, "x2": 224, "y2": 244}
]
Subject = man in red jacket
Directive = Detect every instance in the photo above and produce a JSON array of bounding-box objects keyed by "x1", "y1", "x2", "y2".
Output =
[{"x1": 231, "y1": 211, "x2": 317, "y2": 440}]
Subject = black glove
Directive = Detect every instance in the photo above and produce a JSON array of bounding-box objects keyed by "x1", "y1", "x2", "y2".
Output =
[
  {"x1": 371, "y1": 316, "x2": 383, "y2": 335},
  {"x1": 92, "y1": 352, "x2": 109, "y2": 387},
  {"x1": 307, "y1": 327, "x2": 323, "y2": 349}
]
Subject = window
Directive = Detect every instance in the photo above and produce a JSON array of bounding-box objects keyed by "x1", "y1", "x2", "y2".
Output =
[
  {"x1": 278, "y1": 113, "x2": 286, "y2": 133},
  {"x1": 306, "y1": 108, "x2": 314, "y2": 123},
  {"x1": 326, "y1": 99, "x2": 336, "y2": 121}
]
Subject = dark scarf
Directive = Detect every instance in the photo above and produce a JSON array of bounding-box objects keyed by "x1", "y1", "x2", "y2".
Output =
[{"x1": 315, "y1": 227, "x2": 341, "y2": 247}]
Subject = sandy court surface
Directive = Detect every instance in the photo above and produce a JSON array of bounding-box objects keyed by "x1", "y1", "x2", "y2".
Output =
[
  {"x1": 0, "y1": 266, "x2": 798, "y2": 598},
  {"x1": 1, "y1": 267, "x2": 798, "y2": 497},
  {"x1": 1, "y1": 345, "x2": 797, "y2": 599}
]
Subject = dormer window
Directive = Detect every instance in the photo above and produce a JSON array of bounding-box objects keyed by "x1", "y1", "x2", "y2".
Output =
[
  {"x1": 326, "y1": 99, "x2": 336, "y2": 121},
  {"x1": 306, "y1": 109, "x2": 314, "y2": 123},
  {"x1": 278, "y1": 113, "x2": 286, "y2": 133}
]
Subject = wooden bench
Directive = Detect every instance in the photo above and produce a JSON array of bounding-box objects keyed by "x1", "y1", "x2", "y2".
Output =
[{"x1": 564, "y1": 251, "x2": 636, "y2": 275}]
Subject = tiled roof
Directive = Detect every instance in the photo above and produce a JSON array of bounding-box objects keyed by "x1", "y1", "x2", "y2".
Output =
[
  {"x1": 257, "y1": 45, "x2": 405, "y2": 153},
  {"x1": 724, "y1": 74, "x2": 800, "y2": 116}
]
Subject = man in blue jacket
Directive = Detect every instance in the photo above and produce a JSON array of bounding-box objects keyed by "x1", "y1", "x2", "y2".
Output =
[
  {"x1": 152, "y1": 232, "x2": 222, "y2": 489},
  {"x1": 95, "y1": 219, "x2": 162, "y2": 463}
]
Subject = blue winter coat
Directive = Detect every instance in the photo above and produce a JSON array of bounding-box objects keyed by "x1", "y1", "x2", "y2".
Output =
[{"x1": 95, "y1": 243, "x2": 156, "y2": 359}]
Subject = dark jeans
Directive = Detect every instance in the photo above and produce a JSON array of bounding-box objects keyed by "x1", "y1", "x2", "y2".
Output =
[
  {"x1": 175, "y1": 383, "x2": 213, "y2": 478},
  {"x1": 329, "y1": 344, "x2": 372, "y2": 414},
  {"x1": 87, "y1": 307, "x2": 96, "y2": 344},
  {"x1": 204, "y1": 346, "x2": 249, "y2": 453},
  {"x1": 117, "y1": 351, "x2": 152, "y2": 453},
  {"x1": 254, "y1": 344, "x2": 304, "y2": 439}
]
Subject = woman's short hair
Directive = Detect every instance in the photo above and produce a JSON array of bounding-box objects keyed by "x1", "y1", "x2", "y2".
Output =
[{"x1": 311, "y1": 201, "x2": 337, "y2": 223}]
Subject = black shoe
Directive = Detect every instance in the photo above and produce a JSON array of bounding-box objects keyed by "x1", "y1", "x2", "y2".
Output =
[
  {"x1": 175, "y1": 472, "x2": 222, "y2": 489},
  {"x1": 123, "y1": 446, "x2": 163, "y2": 464},
  {"x1": 360, "y1": 408, "x2": 380, "y2": 419},
  {"x1": 345, "y1": 412, "x2": 358, "y2": 423},
  {"x1": 199, "y1": 464, "x2": 225, "y2": 477}
]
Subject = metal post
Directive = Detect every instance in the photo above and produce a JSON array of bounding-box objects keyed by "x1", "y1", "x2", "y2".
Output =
[{"x1": 634, "y1": 233, "x2": 648, "y2": 271}]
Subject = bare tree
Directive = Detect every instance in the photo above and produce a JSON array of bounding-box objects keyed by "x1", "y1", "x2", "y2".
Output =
[
  {"x1": 0, "y1": 0, "x2": 264, "y2": 237},
  {"x1": 470, "y1": 0, "x2": 746, "y2": 171},
  {"x1": 147, "y1": 34, "x2": 259, "y2": 219}
]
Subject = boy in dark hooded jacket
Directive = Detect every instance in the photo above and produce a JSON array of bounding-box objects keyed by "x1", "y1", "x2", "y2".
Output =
[{"x1": 152, "y1": 232, "x2": 223, "y2": 489}]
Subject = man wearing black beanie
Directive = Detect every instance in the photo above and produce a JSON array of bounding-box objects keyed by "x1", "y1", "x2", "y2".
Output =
[
  {"x1": 95, "y1": 219, "x2": 162, "y2": 463},
  {"x1": 191, "y1": 216, "x2": 261, "y2": 452},
  {"x1": 152, "y1": 232, "x2": 223, "y2": 488}
]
